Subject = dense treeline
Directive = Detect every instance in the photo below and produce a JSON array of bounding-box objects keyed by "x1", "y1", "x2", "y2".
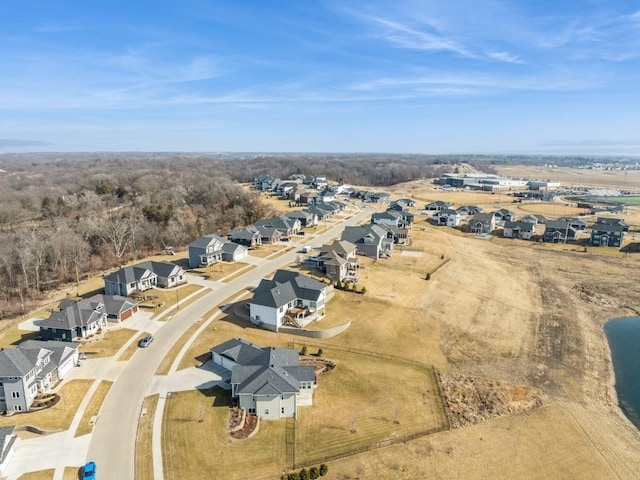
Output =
[
  {"x1": 0, "y1": 152, "x2": 467, "y2": 319},
  {"x1": 0, "y1": 156, "x2": 275, "y2": 318}
]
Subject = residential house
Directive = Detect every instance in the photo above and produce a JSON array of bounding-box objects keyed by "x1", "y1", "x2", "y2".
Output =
[
  {"x1": 0, "y1": 340, "x2": 80, "y2": 413},
  {"x1": 211, "y1": 338, "x2": 316, "y2": 420},
  {"x1": 306, "y1": 205, "x2": 333, "y2": 221},
  {"x1": 39, "y1": 295, "x2": 110, "y2": 341},
  {"x1": 385, "y1": 203, "x2": 414, "y2": 228},
  {"x1": 590, "y1": 223, "x2": 625, "y2": 247},
  {"x1": 315, "y1": 240, "x2": 360, "y2": 282},
  {"x1": 277, "y1": 182, "x2": 298, "y2": 199},
  {"x1": 222, "y1": 242, "x2": 248, "y2": 262},
  {"x1": 298, "y1": 191, "x2": 319, "y2": 205},
  {"x1": 254, "y1": 225, "x2": 282, "y2": 244},
  {"x1": 594, "y1": 217, "x2": 629, "y2": 232},
  {"x1": 256, "y1": 216, "x2": 301, "y2": 240},
  {"x1": 341, "y1": 224, "x2": 394, "y2": 258},
  {"x1": 503, "y1": 221, "x2": 536, "y2": 240},
  {"x1": 253, "y1": 175, "x2": 279, "y2": 192},
  {"x1": 558, "y1": 217, "x2": 587, "y2": 230},
  {"x1": 285, "y1": 210, "x2": 318, "y2": 228},
  {"x1": 543, "y1": 220, "x2": 577, "y2": 243},
  {"x1": 521, "y1": 214, "x2": 548, "y2": 224},
  {"x1": 188, "y1": 234, "x2": 227, "y2": 268},
  {"x1": 394, "y1": 198, "x2": 416, "y2": 207},
  {"x1": 371, "y1": 210, "x2": 403, "y2": 228},
  {"x1": 104, "y1": 261, "x2": 186, "y2": 296},
  {"x1": 494, "y1": 208, "x2": 516, "y2": 222},
  {"x1": 377, "y1": 224, "x2": 409, "y2": 245},
  {"x1": 469, "y1": 213, "x2": 496, "y2": 234},
  {"x1": 456, "y1": 205, "x2": 483, "y2": 216},
  {"x1": 0, "y1": 426, "x2": 16, "y2": 475},
  {"x1": 58, "y1": 294, "x2": 138, "y2": 323},
  {"x1": 435, "y1": 208, "x2": 461, "y2": 227},
  {"x1": 425, "y1": 201, "x2": 452, "y2": 211},
  {"x1": 247, "y1": 270, "x2": 329, "y2": 331},
  {"x1": 360, "y1": 191, "x2": 390, "y2": 204},
  {"x1": 227, "y1": 227, "x2": 262, "y2": 249}
]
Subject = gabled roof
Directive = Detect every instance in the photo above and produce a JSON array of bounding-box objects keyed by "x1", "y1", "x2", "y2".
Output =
[
  {"x1": 341, "y1": 224, "x2": 387, "y2": 245},
  {"x1": 0, "y1": 349, "x2": 36, "y2": 377},
  {"x1": 222, "y1": 242, "x2": 246, "y2": 254},
  {"x1": 591, "y1": 223, "x2": 626, "y2": 233},
  {"x1": 545, "y1": 220, "x2": 576, "y2": 232},
  {"x1": 495, "y1": 208, "x2": 515, "y2": 216},
  {"x1": 256, "y1": 216, "x2": 299, "y2": 231},
  {"x1": 250, "y1": 270, "x2": 326, "y2": 309},
  {"x1": 39, "y1": 297, "x2": 105, "y2": 331},
  {"x1": 438, "y1": 208, "x2": 459, "y2": 215},
  {"x1": 105, "y1": 261, "x2": 182, "y2": 284},
  {"x1": 427, "y1": 200, "x2": 451, "y2": 207},
  {"x1": 215, "y1": 339, "x2": 315, "y2": 396},
  {"x1": 319, "y1": 239, "x2": 356, "y2": 258},
  {"x1": 558, "y1": 217, "x2": 587, "y2": 225},
  {"x1": 504, "y1": 221, "x2": 535, "y2": 232},
  {"x1": 285, "y1": 210, "x2": 315, "y2": 221},
  {"x1": 228, "y1": 227, "x2": 261, "y2": 240},
  {"x1": 457, "y1": 205, "x2": 482, "y2": 214},
  {"x1": 211, "y1": 338, "x2": 264, "y2": 365},
  {"x1": 255, "y1": 225, "x2": 282, "y2": 238},
  {"x1": 595, "y1": 217, "x2": 628, "y2": 227},
  {"x1": 471, "y1": 212, "x2": 495, "y2": 223},
  {"x1": 18, "y1": 340, "x2": 80, "y2": 368},
  {"x1": 188, "y1": 234, "x2": 227, "y2": 250}
]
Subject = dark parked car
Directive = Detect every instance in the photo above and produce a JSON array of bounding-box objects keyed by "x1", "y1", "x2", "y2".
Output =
[{"x1": 139, "y1": 334, "x2": 154, "y2": 348}]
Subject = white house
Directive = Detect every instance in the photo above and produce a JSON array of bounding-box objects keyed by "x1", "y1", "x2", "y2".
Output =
[
  {"x1": 435, "y1": 208, "x2": 461, "y2": 227},
  {"x1": 211, "y1": 338, "x2": 316, "y2": 419},
  {"x1": 503, "y1": 221, "x2": 536, "y2": 240},
  {"x1": 104, "y1": 261, "x2": 186, "y2": 296},
  {"x1": 247, "y1": 270, "x2": 328, "y2": 332},
  {"x1": 0, "y1": 341, "x2": 80, "y2": 413}
]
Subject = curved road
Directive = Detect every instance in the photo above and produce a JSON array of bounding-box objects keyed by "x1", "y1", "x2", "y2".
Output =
[{"x1": 87, "y1": 206, "x2": 373, "y2": 479}]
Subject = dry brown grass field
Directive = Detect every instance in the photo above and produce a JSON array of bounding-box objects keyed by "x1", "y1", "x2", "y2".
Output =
[
  {"x1": 16, "y1": 469, "x2": 55, "y2": 480},
  {"x1": 189, "y1": 261, "x2": 249, "y2": 281},
  {"x1": 0, "y1": 380, "x2": 93, "y2": 431},
  {"x1": 79, "y1": 328, "x2": 137, "y2": 358},
  {"x1": 496, "y1": 165, "x2": 640, "y2": 190}
]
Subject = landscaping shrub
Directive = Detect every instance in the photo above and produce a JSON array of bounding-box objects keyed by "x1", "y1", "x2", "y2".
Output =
[
  {"x1": 309, "y1": 466, "x2": 319, "y2": 479},
  {"x1": 317, "y1": 348, "x2": 323, "y2": 357},
  {"x1": 425, "y1": 272, "x2": 431, "y2": 280},
  {"x1": 301, "y1": 345, "x2": 308, "y2": 356},
  {"x1": 319, "y1": 464, "x2": 328, "y2": 476},
  {"x1": 300, "y1": 468, "x2": 309, "y2": 480},
  {"x1": 360, "y1": 286, "x2": 367, "y2": 295}
]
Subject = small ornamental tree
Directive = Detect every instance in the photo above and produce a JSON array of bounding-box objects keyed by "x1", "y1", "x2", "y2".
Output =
[
  {"x1": 319, "y1": 464, "x2": 328, "y2": 476},
  {"x1": 317, "y1": 348, "x2": 323, "y2": 357},
  {"x1": 301, "y1": 345, "x2": 308, "y2": 356},
  {"x1": 425, "y1": 272, "x2": 431, "y2": 281},
  {"x1": 360, "y1": 285, "x2": 367, "y2": 295},
  {"x1": 300, "y1": 468, "x2": 309, "y2": 480},
  {"x1": 309, "y1": 466, "x2": 319, "y2": 479}
]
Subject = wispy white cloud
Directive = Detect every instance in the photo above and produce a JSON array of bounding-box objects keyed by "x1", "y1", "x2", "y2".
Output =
[
  {"x1": 486, "y1": 51, "x2": 524, "y2": 64},
  {"x1": 361, "y1": 14, "x2": 476, "y2": 58}
]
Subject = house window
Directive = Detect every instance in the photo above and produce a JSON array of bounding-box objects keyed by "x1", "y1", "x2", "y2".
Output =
[
  {"x1": 11, "y1": 392, "x2": 20, "y2": 398},
  {"x1": 281, "y1": 407, "x2": 285, "y2": 414},
  {"x1": 15, "y1": 405, "x2": 22, "y2": 411},
  {"x1": 255, "y1": 315, "x2": 260, "y2": 321},
  {"x1": 249, "y1": 408, "x2": 255, "y2": 415},
  {"x1": 279, "y1": 306, "x2": 283, "y2": 313},
  {"x1": 264, "y1": 409, "x2": 269, "y2": 415}
]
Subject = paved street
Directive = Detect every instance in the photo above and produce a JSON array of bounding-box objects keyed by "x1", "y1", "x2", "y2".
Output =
[{"x1": 3, "y1": 206, "x2": 371, "y2": 480}]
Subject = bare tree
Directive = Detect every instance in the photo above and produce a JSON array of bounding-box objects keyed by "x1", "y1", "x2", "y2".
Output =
[{"x1": 102, "y1": 215, "x2": 131, "y2": 258}]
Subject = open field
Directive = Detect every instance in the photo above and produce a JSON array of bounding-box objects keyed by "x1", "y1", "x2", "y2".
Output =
[
  {"x1": 0, "y1": 380, "x2": 93, "y2": 431},
  {"x1": 293, "y1": 349, "x2": 446, "y2": 466},
  {"x1": 496, "y1": 165, "x2": 640, "y2": 190},
  {"x1": 74, "y1": 380, "x2": 113, "y2": 437},
  {"x1": 79, "y1": 328, "x2": 137, "y2": 358},
  {"x1": 136, "y1": 394, "x2": 159, "y2": 480}
]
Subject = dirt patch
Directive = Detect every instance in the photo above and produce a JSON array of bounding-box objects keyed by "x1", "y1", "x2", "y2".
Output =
[{"x1": 229, "y1": 411, "x2": 259, "y2": 440}]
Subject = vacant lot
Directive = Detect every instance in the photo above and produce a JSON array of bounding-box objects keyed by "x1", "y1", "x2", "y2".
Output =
[
  {"x1": 190, "y1": 261, "x2": 250, "y2": 281},
  {"x1": 496, "y1": 165, "x2": 640, "y2": 190}
]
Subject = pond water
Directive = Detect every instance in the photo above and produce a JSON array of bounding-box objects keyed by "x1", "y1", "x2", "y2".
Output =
[{"x1": 604, "y1": 317, "x2": 640, "y2": 429}]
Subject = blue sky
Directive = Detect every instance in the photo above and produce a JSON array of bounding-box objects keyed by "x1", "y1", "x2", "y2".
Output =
[{"x1": 2, "y1": 0, "x2": 640, "y2": 154}]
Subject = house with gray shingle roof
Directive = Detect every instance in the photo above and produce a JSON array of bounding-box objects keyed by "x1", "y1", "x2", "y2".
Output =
[
  {"x1": 316, "y1": 240, "x2": 360, "y2": 282},
  {"x1": 188, "y1": 233, "x2": 248, "y2": 268},
  {"x1": 503, "y1": 221, "x2": 536, "y2": 240},
  {"x1": 285, "y1": 210, "x2": 318, "y2": 227},
  {"x1": 543, "y1": 220, "x2": 577, "y2": 243},
  {"x1": 590, "y1": 222, "x2": 626, "y2": 247},
  {"x1": 469, "y1": 213, "x2": 496, "y2": 234},
  {"x1": 247, "y1": 270, "x2": 329, "y2": 331},
  {"x1": 227, "y1": 227, "x2": 262, "y2": 248},
  {"x1": 0, "y1": 340, "x2": 79, "y2": 413},
  {"x1": 104, "y1": 261, "x2": 186, "y2": 296},
  {"x1": 425, "y1": 200, "x2": 452, "y2": 211},
  {"x1": 435, "y1": 208, "x2": 461, "y2": 227},
  {"x1": 255, "y1": 216, "x2": 301, "y2": 239},
  {"x1": 341, "y1": 224, "x2": 394, "y2": 258},
  {"x1": 211, "y1": 338, "x2": 316, "y2": 419}
]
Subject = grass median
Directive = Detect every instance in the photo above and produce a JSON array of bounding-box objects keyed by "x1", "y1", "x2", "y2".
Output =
[{"x1": 74, "y1": 380, "x2": 113, "y2": 437}]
